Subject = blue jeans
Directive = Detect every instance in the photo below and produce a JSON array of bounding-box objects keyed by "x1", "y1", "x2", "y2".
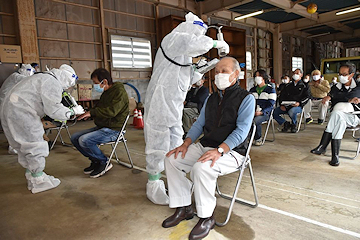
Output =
[
  {"x1": 273, "y1": 106, "x2": 302, "y2": 125},
  {"x1": 71, "y1": 126, "x2": 120, "y2": 164},
  {"x1": 254, "y1": 114, "x2": 270, "y2": 140}
]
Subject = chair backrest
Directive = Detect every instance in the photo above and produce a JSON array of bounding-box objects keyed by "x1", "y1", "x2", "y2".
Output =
[
  {"x1": 233, "y1": 122, "x2": 256, "y2": 159},
  {"x1": 114, "y1": 112, "x2": 130, "y2": 143}
]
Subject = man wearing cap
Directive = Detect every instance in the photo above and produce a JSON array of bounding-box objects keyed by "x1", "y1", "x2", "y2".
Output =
[{"x1": 0, "y1": 64, "x2": 81, "y2": 193}]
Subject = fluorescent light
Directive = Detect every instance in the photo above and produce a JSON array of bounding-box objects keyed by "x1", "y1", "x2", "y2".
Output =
[
  {"x1": 307, "y1": 32, "x2": 331, "y2": 38},
  {"x1": 234, "y1": 10, "x2": 264, "y2": 20},
  {"x1": 336, "y1": 6, "x2": 360, "y2": 15}
]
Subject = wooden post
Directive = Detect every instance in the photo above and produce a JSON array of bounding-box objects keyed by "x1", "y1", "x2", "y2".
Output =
[
  {"x1": 15, "y1": 0, "x2": 39, "y2": 64},
  {"x1": 99, "y1": 0, "x2": 109, "y2": 70}
]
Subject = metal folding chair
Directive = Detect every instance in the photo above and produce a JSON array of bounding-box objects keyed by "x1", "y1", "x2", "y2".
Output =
[
  {"x1": 261, "y1": 108, "x2": 275, "y2": 145},
  {"x1": 215, "y1": 123, "x2": 258, "y2": 226},
  {"x1": 48, "y1": 120, "x2": 75, "y2": 150},
  {"x1": 99, "y1": 113, "x2": 134, "y2": 169},
  {"x1": 344, "y1": 125, "x2": 360, "y2": 159},
  {"x1": 296, "y1": 107, "x2": 306, "y2": 132}
]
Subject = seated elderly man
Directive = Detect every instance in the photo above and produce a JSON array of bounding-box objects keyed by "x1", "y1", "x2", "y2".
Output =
[
  {"x1": 182, "y1": 77, "x2": 209, "y2": 135},
  {"x1": 311, "y1": 63, "x2": 360, "y2": 166},
  {"x1": 304, "y1": 70, "x2": 330, "y2": 125},
  {"x1": 273, "y1": 68, "x2": 309, "y2": 133},
  {"x1": 162, "y1": 57, "x2": 255, "y2": 240}
]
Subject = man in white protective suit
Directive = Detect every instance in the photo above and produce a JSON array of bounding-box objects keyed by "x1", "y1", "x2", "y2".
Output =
[
  {"x1": 144, "y1": 12, "x2": 229, "y2": 205},
  {"x1": 0, "y1": 64, "x2": 36, "y2": 154},
  {"x1": 0, "y1": 64, "x2": 84, "y2": 194}
]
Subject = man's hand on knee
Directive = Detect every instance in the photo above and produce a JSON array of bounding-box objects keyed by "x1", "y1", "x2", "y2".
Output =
[
  {"x1": 197, "y1": 149, "x2": 221, "y2": 167},
  {"x1": 166, "y1": 138, "x2": 192, "y2": 159}
]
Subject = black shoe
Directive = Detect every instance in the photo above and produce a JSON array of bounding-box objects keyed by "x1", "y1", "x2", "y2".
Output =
[
  {"x1": 90, "y1": 161, "x2": 113, "y2": 178},
  {"x1": 290, "y1": 124, "x2": 297, "y2": 133},
  {"x1": 311, "y1": 131, "x2": 332, "y2": 155},
  {"x1": 162, "y1": 205, "x2": 194, "y2": 228},
  {"x1": 318, "y1": 119, "x2": 324, "y2": 125},
  {"x1": 281, "y1": 121, "x2": 290, "y2": 132},
  {"x1": 306, "y1": 117, "x2": 313, "y2": 124},
  {"x1": 84, "y1": 161, "x2": 100, "y2": 174},
  {"x1": 189, "y1": 215, "x2": 215, "y2": 240},
  {"x1": 329, "y1": 139, "x2": 341, "y2": 166}
]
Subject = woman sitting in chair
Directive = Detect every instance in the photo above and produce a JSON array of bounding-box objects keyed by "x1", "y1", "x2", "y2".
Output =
[{"x1": 249, "y1": 69, "x2": 276, "y2": 146}]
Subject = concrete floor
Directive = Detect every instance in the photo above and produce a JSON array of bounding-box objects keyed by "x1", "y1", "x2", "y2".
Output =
[{"x1": 0, "y1": 114, "x2": 359, "y2": 240}]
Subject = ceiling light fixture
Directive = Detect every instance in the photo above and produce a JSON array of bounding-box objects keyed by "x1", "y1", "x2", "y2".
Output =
[
  {"x1": 336, "y1": 6, "x2": 360, "y2": 15},
  {"x1": 307, "y1": 32, "x2": 331, "y2": 38},
  {"x1": 234, "y1": 10, "x2": 264, "y2": 20}
]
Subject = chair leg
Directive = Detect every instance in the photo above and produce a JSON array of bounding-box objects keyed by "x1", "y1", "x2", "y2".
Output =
[
  {"x1": 297, "y1": 110, "x2": 305, "y2": 132},
  {"x1": 350, "y1": 140, "x2": 360, "y2": 159},
  {"x1": 261, "y1": 117, "x2": 275, "y2": 145},
  {"x1": 50, "y1": 128, "x2": 62, "y2": 150},
  {"x1": 215, "y1": 160, "x2": 258, "y2": 227}
]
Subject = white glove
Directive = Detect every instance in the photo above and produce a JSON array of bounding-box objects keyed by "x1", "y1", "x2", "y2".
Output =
[
  {"x1": 72, "y1": 105, "x2": 85, "y2": 115},
  {"x1": 213, "y1": 40, "x2": 230, "y2": 55}
]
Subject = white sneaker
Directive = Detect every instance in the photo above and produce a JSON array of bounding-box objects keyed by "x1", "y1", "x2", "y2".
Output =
[
  {"x1": 8, "y1": 146, "x2": 18, "y2": 155},
  {"x1": 29, "y1": 172, "x2": 61, "y2": 194},
  {"x1": 25, "y1": 170, "x2": 33, "y2": 191},
  {"x1": 254, "y1": 139, "x2": 262, "y2": 146},
  {"x1": 146, "y1": 179, "x2": 169, "y2": 205}
]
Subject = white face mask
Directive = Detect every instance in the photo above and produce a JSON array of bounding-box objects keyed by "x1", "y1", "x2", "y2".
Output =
[
  {"x1": 215, "y1": 71, "x2": 235, "y2": 90},
  {"x1": 303, "y1": 78, "x2": 309, "y2": 83},
  {"x1": 339, "y1": 75, "x2": 349, "y2": 84},
  {"x1": 293, "y1": 74, "x2": 300, "y2": 81},
  {"x1": 313, "y1": 75, "x2": 321, "y2": 81},
  {"x1": 282, "y1": 79, "x2": 289, "y2": 84},
  {"x1": 254, "y1": 76, "x2": 263, "y2": 85}
]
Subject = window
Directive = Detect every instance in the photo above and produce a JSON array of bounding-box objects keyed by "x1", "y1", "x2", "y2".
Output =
[
  {"x1": 292, "y1": 57, "x2": 303, "y2": 71},
  {"x1": 110, "y1": 35, "x2": 152, "y2": 69},
  {"x1": 246, "y1": 51, "x2": 252, "y2": 70}
]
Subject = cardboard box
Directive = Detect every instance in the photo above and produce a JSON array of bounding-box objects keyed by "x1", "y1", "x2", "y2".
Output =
[
  {"x1": 0, "y1": 45, "x2": 22, "y2": 63},
  {"x1": 78, "y1": 84, "x2": 92, "y2": 101}
]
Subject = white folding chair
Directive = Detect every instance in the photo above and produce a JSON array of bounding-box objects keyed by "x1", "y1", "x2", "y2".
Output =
[
  {"x1": 278, "y1": 107, "x2": 306, "y2": 133},
  {"x1": 296, "y1": 108, "x2": 306, "y2": 132},
  {"x1": 261, "y1": 108, "x2": 275, "y2": 145},
  {"x1": 48, "y1": 120, "x2": 76, "y2": 150},
  {"x1": 215, "y1": 123, "x2": 258, "y2": 226},
  {"x1": 99, "y1": 113, "x2": 134, "y2": 169}
]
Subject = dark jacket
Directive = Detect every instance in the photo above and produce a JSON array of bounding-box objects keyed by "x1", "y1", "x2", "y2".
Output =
[
  {"x1": 279, "y1": 80, "x2": 309, "y2": 108},
  {"x1": 90, "y1": 82, "x2": 129, "y2": 131},
  {"x1": 200, "y1": 84, "x2": 249, "y2": 155},
  {"x1": 185, "y1": 86, "x2": 209, "y2": 112},
  {"x1": 329, "y1": 80, "x2": 360, "y2": 109}
]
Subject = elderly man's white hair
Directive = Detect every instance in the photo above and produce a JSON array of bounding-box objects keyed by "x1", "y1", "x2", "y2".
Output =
[{"x1": 222, "y1": 56, "x2": 240, "y2": 72}]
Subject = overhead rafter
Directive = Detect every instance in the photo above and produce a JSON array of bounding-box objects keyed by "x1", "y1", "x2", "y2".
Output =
[
  {"x1": 317, "y1": 28, "x2": 360, "y2": 43},
  {"x1": 280, "y1": 4, "x2": 360, "y2": 33},
  {"x1": 263, "y1": 0, "x2": 354, "y2": 35},
  {"x1": 201, "y1": 0, "x2": 254, "y2": 15}
]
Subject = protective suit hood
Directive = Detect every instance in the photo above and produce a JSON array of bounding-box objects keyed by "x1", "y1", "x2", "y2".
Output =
[
  {"x1": 49, "y1": 64, "x2": 78, "y2": 90},
  {"x1": 174, "y1": 12, "x2": 208, "y2": 36},
  {"x1": 18, "y1": 64, "x2": 35, "y2": 77}
]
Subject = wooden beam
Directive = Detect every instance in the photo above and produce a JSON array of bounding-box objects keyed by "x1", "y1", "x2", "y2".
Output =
[
  {"x1": 201, "y1": 0, "x2": 254, "y2": 15},
  {"x1": 15, "y1": 0, "x2": 39, "y2": 64},
  {"x1": 280, "y1": 4, "x2": 360, "y2": 33},
  {"x1": 99, "y1": 0, "x2": 109, "y2": 70}
]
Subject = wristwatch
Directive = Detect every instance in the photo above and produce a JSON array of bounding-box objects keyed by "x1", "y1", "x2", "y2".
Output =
[{"x1": 217, "y1": 147, "x2": 224, "y2": 156}]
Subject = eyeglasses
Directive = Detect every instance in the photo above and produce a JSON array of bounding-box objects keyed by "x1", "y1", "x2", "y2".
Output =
[{"x1": 338, "y1": 73, "x2": 349, "y2": 77}]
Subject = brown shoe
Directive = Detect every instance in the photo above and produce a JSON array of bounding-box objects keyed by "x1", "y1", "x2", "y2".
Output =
[
  {"x1": 162, "y1": 205, "x2": 194, "y2": 228},
  {"x1": 188, "y1": 215, "x2": 215, "y2": 240}
]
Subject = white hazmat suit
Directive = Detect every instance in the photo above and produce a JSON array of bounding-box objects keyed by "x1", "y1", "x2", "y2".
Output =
[
  {"x1": 144, "y1": 12, "x2": 229, "y2": 204},
  {"x1": 0, "y1": 64, "x2": 78, "y2": 193},
  {"x1": 0, "y1": 64, "x2": 35, "y2": 154}
]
